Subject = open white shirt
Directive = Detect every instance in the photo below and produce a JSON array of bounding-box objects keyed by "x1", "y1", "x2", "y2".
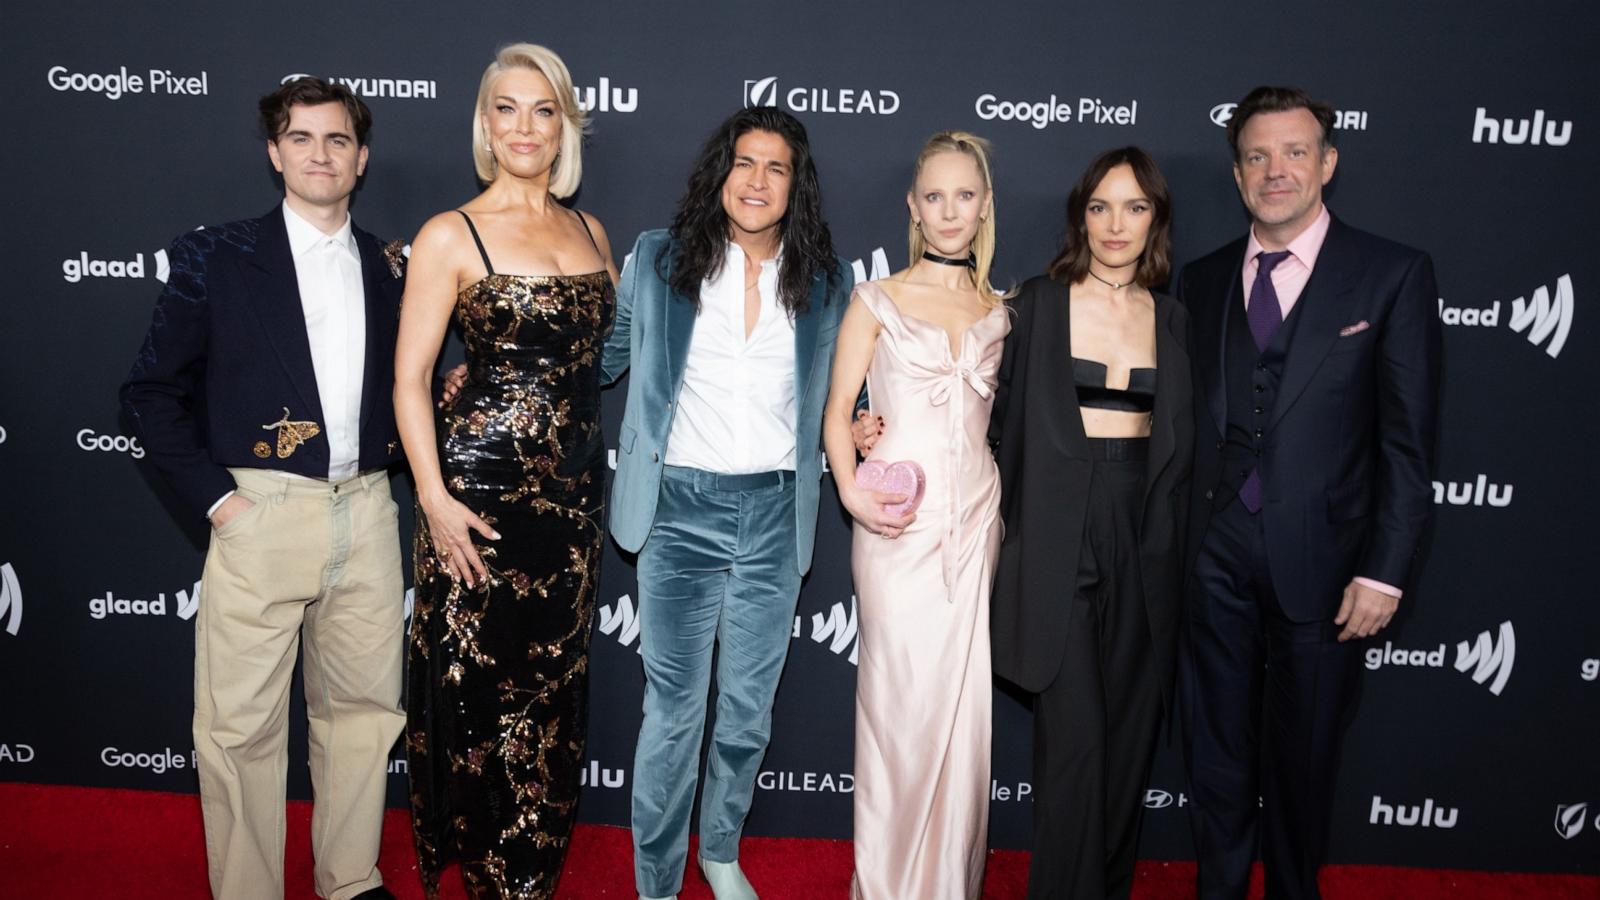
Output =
[
  {"x1": 282, "y1": 203, "x2": 366, "y2": 482},
  {"x1": 665, "y1": 243, "x2": 797, "y2": 474}
]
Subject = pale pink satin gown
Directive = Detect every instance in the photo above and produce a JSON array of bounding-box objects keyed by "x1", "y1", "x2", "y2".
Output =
[{"x1": 850, "y1": 281, "x2": 1009, "y2": 900}]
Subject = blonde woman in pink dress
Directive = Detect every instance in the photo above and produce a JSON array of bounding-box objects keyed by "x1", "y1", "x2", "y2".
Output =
[{"x1": 822, "y1": 131, "x2": 1010, "y2": 900}]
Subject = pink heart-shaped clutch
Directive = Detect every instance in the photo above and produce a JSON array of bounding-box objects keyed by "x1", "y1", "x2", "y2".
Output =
[{"x1": 855, "y1": 459, "x2": 926, "y2": 517}]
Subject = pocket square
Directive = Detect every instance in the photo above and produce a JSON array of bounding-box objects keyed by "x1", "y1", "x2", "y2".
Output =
[{"x1": 1339, "y1": 320, "x2": 1371, "y2": 337}]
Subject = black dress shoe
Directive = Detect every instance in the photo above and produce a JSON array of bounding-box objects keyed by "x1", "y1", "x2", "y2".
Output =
[{"x1": 350, "y1": 888, "x2": 396, "y2": 900}]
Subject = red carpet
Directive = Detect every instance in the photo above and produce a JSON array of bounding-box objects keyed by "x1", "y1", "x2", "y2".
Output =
[{"x1": 1, "y1": 783, "x2": 1594, "y2": 898}]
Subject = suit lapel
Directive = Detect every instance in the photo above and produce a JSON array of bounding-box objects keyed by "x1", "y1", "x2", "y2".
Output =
[
  {"x1": 240, "y1": 206, "x2": 323, "y2": 424},
  {"x1": 1041, "y1": 282, "x2": 1091, "y2": 460},
  {"x1": 353, "y1": 227, "x2": 389, "y2": 432},
  {"x1": 1269, "y1": 220, "x2": 1359, "y2": 428},
  {"x1": 1194, "y1": 258, "x2": 1242, "y2": 439},
  {"x1": 663, "y1": 244, "x2": 697, "y2": 394},
  {"x1": 793, "y1": 273, "x2": 827, "y2": 411},
  {"x1": 1143, "y1": 296, "x2": 1184, "y2": 509}
]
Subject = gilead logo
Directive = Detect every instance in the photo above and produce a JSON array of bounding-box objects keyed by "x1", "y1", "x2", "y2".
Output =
[
  {"x1": 757, "y1": 770, "x2": 854, "y2": 792},
  {"x1": 744, "y1": 77, "x2": 900, "y2": 115},
  {"x1": 0, "y1": 743, "x2": 35, "y2": 763}
]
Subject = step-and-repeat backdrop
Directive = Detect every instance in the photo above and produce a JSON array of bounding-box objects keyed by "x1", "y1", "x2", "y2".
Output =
[{"x1": 2, "y1": 0, "x2": 1596, "y2": 875}]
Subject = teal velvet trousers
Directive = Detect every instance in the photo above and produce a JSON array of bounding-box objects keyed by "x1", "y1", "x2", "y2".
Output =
[{"x1": 631, "y1": 466, "x2": 801, "y2": 897}]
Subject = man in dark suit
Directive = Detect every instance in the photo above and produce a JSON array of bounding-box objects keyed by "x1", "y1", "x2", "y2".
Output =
[
  {"x1": 121, "y1": 78, "x2": 404, "y2": 900},
  {"x1": 1177, "y1": 86, "x2": 1441, "y2": 900}
]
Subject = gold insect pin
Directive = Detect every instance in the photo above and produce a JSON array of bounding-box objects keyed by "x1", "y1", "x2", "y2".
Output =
[{"x1": 262, "y1": 408, "x2": 321, "y2": 459}]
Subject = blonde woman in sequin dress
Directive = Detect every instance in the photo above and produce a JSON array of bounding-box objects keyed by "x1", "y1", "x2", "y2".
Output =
[{"x1": 393, "y1": 43, "x2": 617, "y2": 899}]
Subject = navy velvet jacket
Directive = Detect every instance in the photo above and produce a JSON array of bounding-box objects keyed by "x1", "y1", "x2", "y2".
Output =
[{"x1": 120, "y1": 205, "x2": 405, "y2": 517}]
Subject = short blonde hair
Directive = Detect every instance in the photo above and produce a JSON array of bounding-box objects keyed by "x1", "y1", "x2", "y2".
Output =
[
  {"x1": 907, "y1": 131, "x2": 1004, "y2": 306},
  {"x1": 472, "y1": 43, "x2": 588, "y2": 197}
]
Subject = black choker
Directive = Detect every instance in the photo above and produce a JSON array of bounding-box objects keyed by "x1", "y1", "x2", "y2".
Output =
[
  {"x1": 1087, "y1": 268, "x2": 1133, "y2": 290},
  {"x1": 922, "y1": 250, "x2": 975, "y2": 268}
]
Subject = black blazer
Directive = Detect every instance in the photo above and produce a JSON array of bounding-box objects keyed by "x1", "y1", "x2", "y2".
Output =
[
  {"x1": 120, "y1": 205, "x2": 405, "y2": 517},
  {"x1": 1178, "y1": 217, "x2": 1440, "y2": 621},
  {"x1": 990, "y1": 275, "x2": 1194, "y2": 697}
]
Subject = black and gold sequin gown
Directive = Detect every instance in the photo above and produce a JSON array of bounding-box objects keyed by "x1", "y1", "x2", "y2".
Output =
[{"x1": 406, "y1": 211, "x2": 614, "y2": 899}]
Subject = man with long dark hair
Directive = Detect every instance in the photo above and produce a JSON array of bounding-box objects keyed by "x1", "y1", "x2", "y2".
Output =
[{"x1": 600, "y1": 107, "x2": 852, "y2": 900}]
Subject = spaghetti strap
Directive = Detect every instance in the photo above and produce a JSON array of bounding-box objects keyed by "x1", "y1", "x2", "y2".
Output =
[
  {"x1": 573, "y1": 209, "x2": 600, "y2": 253},
  {"x1": 456, "y1": 210, "x2": 495, "y2": 276}
]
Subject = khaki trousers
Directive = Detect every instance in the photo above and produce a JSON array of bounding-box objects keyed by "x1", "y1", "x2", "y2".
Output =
[{"x1": 194, "y1": 467, "x2": 405, "y2": 900}]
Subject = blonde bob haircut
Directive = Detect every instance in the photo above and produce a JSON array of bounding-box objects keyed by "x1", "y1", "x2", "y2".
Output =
[
  {"x1": 472, "y1": 43, "x2": 589, "y2": 196},
  {"x1": 907, "y1": 131, "x2": 1005, "y2": 306}
]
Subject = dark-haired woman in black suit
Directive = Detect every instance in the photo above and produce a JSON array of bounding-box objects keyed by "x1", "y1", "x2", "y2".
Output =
[{"x1": 988, "y1": 146, "x2": 1194, "y2": 900}]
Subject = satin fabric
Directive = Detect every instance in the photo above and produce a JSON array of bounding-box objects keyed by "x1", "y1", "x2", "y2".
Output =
[{"x1": 849, "y1": 282, "x2": 1008, "y2": 900}]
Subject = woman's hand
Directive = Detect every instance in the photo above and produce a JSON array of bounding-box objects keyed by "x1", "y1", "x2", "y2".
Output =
[
  {"x1": 851, "y1": 410, "x2": 884, "y2": 456},
  {"x1": 420, "y1": 489, "x2": 500, "y2": 588},
  {"x1": 840, "y1": 483, "x2": 916, "y2": 540}
]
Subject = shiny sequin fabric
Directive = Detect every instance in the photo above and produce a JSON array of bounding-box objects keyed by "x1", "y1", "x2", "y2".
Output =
[{"x1": 407, "y1": 268, "x2": 614, "y2": 899}]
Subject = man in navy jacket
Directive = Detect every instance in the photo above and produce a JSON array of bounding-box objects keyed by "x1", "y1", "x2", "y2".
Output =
[
  {"x1": 1178, "y1": 86, "x2": 1441, "y2": 900},
  {"x1": 121, "y1": 78, "x2": 405, "y2": 900}
]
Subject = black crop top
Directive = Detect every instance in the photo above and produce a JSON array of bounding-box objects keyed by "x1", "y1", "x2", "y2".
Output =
[{"x1": 1071, "y1": 357, "x2": 1156, "y2": 413}]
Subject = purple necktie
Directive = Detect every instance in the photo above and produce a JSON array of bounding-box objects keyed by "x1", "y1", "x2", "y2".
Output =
[
  {"x1": 1238, "y1": 250, "x2": 1292, "y2": 512},
  {"x1": 1247, "y1": 250, "x2": 1292, "y2": 351}
]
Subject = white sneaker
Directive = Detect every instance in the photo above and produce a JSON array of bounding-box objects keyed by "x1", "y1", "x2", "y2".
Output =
[{"x1": 698, "y1": 856, "x2": 758, "y2": 900}]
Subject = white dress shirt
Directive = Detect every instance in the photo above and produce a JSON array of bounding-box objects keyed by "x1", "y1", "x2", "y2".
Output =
[
  {"x1": 665, "y1": 243, "x2": 797, "y2": 474},
  {"x1": 282, "y1": 203, "x2": 366, "y2": 481}
]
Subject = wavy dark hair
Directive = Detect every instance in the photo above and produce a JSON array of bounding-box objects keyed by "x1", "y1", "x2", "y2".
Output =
[
  {"x1": 660, "y1": 107, "x2": 837, "y2": 314},
  {"x1": 1226, "y1": 85, "x2": 1335, "y2": 161},
  {"x1": 259, "y1": 77, "x2": 372, "y2": 146},
  {"x1": 1046, "y1": 146, "x2": 1172, "y2": 289}
]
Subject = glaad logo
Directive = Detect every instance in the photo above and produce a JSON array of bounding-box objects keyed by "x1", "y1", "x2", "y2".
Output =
[
  {"x1": 1555, "y1": 803, "x2": 1588, "y2": 840},
  {"x1": 1510, "y1": 274, "x2": 1573, "y2": 358},
  {"x1": 1431, "y1": 474, "x2": 1513, "y2": 508},
  {"x1": 0, "y1": 743, "x2": 35, "y2": 763},
  {"x1": 810, "y1": 596, "x2": 859, "y2": 665},
  {"x1": 1472, "y1": 106, "x2": 1572, "y2": 146},
  {"x1": 48, "y1": 65, "x2": 208, "y2": 99},
  {"x1": 280, "y1": 73, "x2": 436, "y2": 99},
  {"x1": 744, "y1": 76, "x2": 900, "y2": 115},
  {"x1": 62, "y1": 250, "x2": 169, "y2": 283},
  {"x1": 1369, "y1": 795, "x2": 1459, "y2": 828},
  {"x1": 1455, "y1": 621, "x2": 1515, "y2": 696},
  {"x1": 977, "y1": 94, "x2": 1140, "y2": 129},
  {"x1": 1446, "y1": 276, "x2": 1577, "y2": 358},
  {"x1": 89, "y1": 580, "x2": 201, "y2": 621},
  {"x1": 574, "y1": 77, "x2": 637, "y2": 113},
  {"x1": 77, "y1": 428, "x2": 145, "y2": 459},
  {"x1": 0, "y1": 563, "x2": 21, "y2": 636},
  {"x1": 1211, "y1": 102, "x2": 1368, "y2": 131},
  {"x1": 598, "y1": 593, "x2": 642, "y2": 653},
  {"x1": 1363, "y1": 620, "x2": 1515, "y2": 696},
  {"x1": 852, "y1": 248, "x2": 891, "y2": 285}
]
